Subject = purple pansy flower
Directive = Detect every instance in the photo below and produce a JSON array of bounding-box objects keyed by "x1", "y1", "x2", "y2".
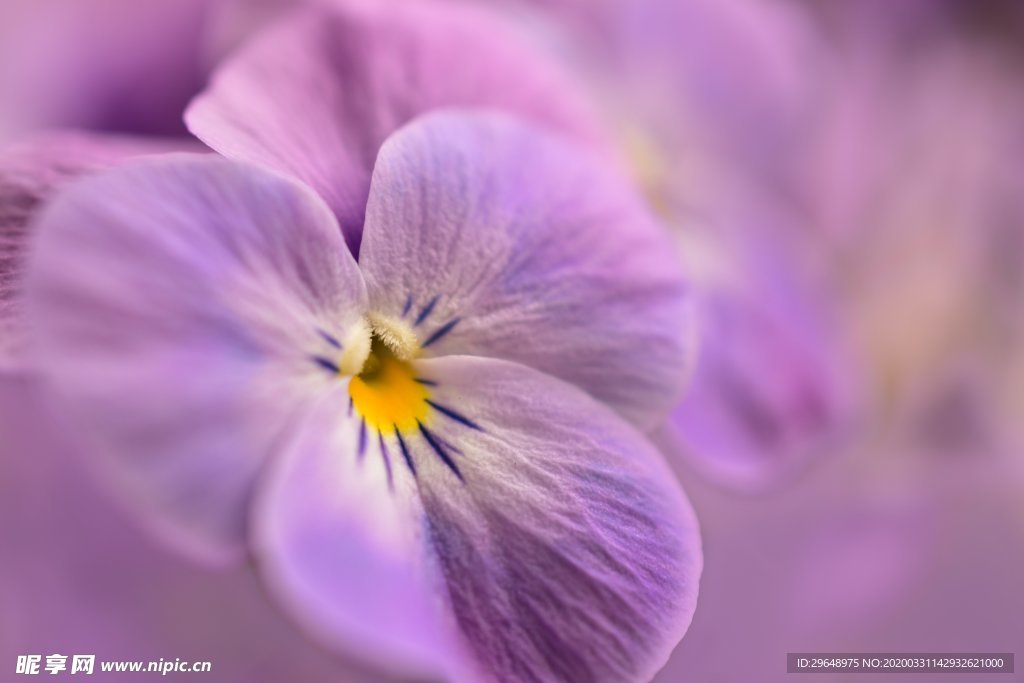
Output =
[{"x1": 24, "y1": 112, "x2": 701, "y2": 682}]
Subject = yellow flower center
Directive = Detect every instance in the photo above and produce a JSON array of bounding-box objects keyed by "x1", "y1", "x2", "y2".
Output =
[{"x1": 348, "y1": 335, "x2": 429, "y2": 436}]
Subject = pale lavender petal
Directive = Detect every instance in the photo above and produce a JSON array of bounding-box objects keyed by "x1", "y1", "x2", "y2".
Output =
[
  {"x1": 669, "y1": 238, "x2": 854, "y2": 488},
  {"x1": 253, "y1": 385, "x2": 472, "y2": 682},
  {"x1": 24, "y1": 155, "x2": 366, "y2": 562},
  {"x1": 257, "y1": 356, "x2": 701, "y2": 683},
  {"x1": 360, "y1": 112, "x2": 692, "y2": 430},
  {"x1": 0, "y1": 132, "x2": 199, "y2": 372},
  {"x1": 186, "y1": 0, "x2": 611, "y2": 251}
]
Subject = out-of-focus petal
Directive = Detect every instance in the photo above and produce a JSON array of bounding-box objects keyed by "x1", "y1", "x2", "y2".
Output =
[
  {"x1": 24, "y1": 155, "x2": 367, "y2": 562},
  {"x1": 257, "y1": 355, "x2": 702, "y2": 683},
  {"x1": 360, "y1": 112, "x2": 692, "y2": 430},
  {"x1": 0, "y1": 0, "x2": 213, "y2": 139},
  {"x1": 620, "y1": 0, "x2": 820, "y2": 173},
  {"x1": 0, "y1": 132, "x2": 194, "y2": 372},
  {"x1": 498, "y1": 0, "x2": 820, "y2": 181},
  {"x1": 201, "y1": 0, "x2": 302, "y2": 68},
  {"x1": 186, "y1": 0, "x2": 611, "y2": 252},
  {"x1": 669, "y1": 234, "x2": 853, "y2": 488}
]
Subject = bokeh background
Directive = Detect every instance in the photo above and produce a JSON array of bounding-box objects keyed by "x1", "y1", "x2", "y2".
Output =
[{"x1": 2, "y1": 0, "x2": 1023, "y2": 681}]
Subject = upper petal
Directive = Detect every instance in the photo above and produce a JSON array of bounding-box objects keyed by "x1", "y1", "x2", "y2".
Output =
[
  {"x1": 0, "y1": 132, "x2": 196, "y2": 372},
  {"x1": 185, "y1": 0, "x2": 611, "y2": 253},
  {"x1": 24, "y1": 155, "x2": 367, "y2": 562},
  {"x1": 359, "y1": 112, "x2": 693, "y2": 430},
  {"x1": 256, "y1": 355, "x2": 702, "y2": 682}
]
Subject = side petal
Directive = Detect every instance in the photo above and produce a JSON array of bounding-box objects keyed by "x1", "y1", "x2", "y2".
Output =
[
  {"x1": 360, "y1": 111, "x2": 692, "y2": 430},
  {"x1": 256, "y1": 356, "x2": 702, "y2": 683},
  {"x1": 24, "y1": 155, "x2": 367, "y2": 562},
  {"x1": 0, "y1": 132, "x2": 196, "y2": 372},
  {"x1": 185, "y1": 0, "x2": 611, "y2": 252}
]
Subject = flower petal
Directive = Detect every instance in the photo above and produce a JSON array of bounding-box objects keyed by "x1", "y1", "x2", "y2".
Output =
[
  {"x1": 257, "y1": 355, "x2": 701, "y2": 682},
  {"x1": 418, "y1": 357, "x2": 702, "y2": 681},
  {"x1": 185, "y1": 0, "x2": 610, "y2": 252},
  {"x1": 253, "y1": 384, "x2": 472, "y2": 682},
  {"x1": 24, "y1": 155, "x2": 366, "y2": 562},
  {"x1": 0, "y1": 132, "x2": 195, "y2": 372},
  {"x1": 670, "y1": 236, "x2": 854, "y2": 488},
  {"x1": 360, "y1": 112, "x2": 692, "y2": 429}
]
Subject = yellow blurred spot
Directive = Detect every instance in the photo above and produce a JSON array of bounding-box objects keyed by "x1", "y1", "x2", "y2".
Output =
[
  {"x1": 622, "y1": 124, "x2": 672, "y2": 219},
  {"x1": 349, "y1": 337, "x2": 429, "y2": 435}
]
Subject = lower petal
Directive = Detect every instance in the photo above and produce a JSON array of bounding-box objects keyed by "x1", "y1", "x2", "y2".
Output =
[
  {"x1": 256, "y1": 355, "x2": 702, "y2": 682},
  {"x1": 413, "y1": 357, "x2": 702, "y2": 683},
  {"x1": 253, "y1": 385, "x2": 471, "y2": 682}
]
